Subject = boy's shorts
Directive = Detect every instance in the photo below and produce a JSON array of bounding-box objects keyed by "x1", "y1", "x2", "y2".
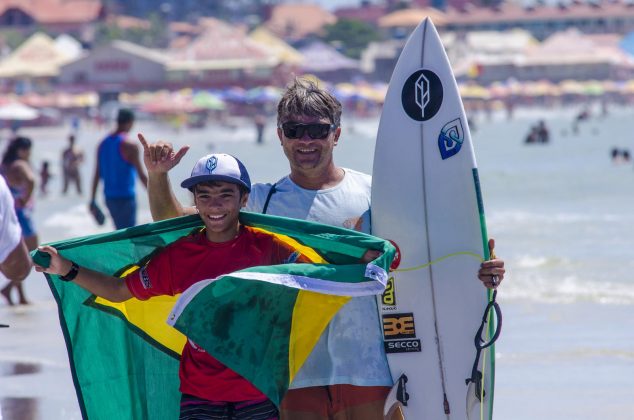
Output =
[
  {"x1": 179, "y1": 394, "x2": 278, "y2": 420},
  {"x1": 280, "y1": 385, "x2": 391, "y2": 420}
]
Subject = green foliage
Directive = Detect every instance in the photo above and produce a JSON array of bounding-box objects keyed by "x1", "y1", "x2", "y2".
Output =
[
  {"x1": 322, "y1": 19, "x2": 382, "y2": 59},
  {"x1": 94, "y1": 12, "x2": 169, "y2": 48},
  {"x1": 0, "y1": 30, "x2": 30, "y2": 50}
]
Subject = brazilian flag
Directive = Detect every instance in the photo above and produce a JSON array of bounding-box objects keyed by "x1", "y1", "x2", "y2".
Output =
[{"x1": 33, "y1": 212, "x2": 395, "y2": 420}]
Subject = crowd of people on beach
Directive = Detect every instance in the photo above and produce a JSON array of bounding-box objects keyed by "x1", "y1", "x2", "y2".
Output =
[{"x1": 1, "y1": 78, "x2": 506, "y2": 420}]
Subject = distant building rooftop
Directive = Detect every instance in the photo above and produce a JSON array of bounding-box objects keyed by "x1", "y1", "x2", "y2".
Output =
[
  {"x1": 334, "y1": 3, "x2": 387, "y2": 25},
  {"x1": 378, "y1": 8, "x2": 448, "y2": 28},
  {"x1": 265, "y1": 4, "x2": 337, "y2": 40},
  {"x1": 0, "y1": 0, "x2": 103, "y2": 24}
]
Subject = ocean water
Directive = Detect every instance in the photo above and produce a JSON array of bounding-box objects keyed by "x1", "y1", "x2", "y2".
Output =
[{"x1": 1, "y1": 106, "x2": 634, "y2": 419}]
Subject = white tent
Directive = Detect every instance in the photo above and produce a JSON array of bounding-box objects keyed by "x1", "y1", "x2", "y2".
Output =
[{"x1": 0, "y1": 103, "x2": 39, "y2": 120}]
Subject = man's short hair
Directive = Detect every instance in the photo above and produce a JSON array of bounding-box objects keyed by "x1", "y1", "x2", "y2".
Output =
[
  {"x1": 277, "y1": 78, "x2": 342, "y2": 127},
  {"x1": 117, "y1": 108, "x2": 135, "y2": 125}
]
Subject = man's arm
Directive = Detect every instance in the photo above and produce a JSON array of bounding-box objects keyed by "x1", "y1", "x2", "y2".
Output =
[
  {"x1": 137, "y1": 134, "x2": 196, "y2": 220},
  {"x1": 90, "y1": 148, "x2": 100, "y2": 204},
  {"x1": 121, "y1": 140, "x2": 148, "y2": 188},
  {"x1": 35, "y1": 245, "x2": 133, "y2": 302},
  {"x1": 0, "y1": 240, "x2": 31, "y2": 281},
  {"x1": 478, "y1": 239, "x2": 505, "y2": 289}
]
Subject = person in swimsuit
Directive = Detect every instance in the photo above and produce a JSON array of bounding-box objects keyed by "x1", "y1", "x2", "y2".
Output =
[{"x1": 1, "y1": 137, "x2": 37, "y2": 305}]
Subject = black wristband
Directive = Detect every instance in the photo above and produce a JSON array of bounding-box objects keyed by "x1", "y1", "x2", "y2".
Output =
[{"x1": 60, "y1": 261, "x2": 80, "y2": 282}]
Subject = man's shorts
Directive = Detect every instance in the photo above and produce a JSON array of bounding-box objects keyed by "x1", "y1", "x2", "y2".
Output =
[
  {"x1": 179, "y1": 394, "x2": 278, "y2": 420},
  {"x1": 105, "y1": 196, "x2": 136, "y2": 230},
  {"x1": 280, "y1": 385, "x2": 390, "y2": 420}
]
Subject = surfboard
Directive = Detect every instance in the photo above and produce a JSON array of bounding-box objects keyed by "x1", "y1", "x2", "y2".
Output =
[{"x1": 371, "y1": 18, "x2": 497, "y2": 420}]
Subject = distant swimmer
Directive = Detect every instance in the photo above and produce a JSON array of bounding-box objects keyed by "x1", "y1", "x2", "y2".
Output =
[
  {"x1": 611, "y1": 148, "x2": 631, "y2": 164},
  {"x1": 525, "y1": 120, "x2": 550, "y2": 144}
]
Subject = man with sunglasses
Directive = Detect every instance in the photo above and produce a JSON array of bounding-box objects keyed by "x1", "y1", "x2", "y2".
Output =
[{"x1": 140, "y1": 78, "x2": 506, "y2": 420}]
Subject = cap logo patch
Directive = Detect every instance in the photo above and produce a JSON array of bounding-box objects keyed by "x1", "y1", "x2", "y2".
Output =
[{"x1": 206, "y1": 156, "x2": 218, "y2": 173}]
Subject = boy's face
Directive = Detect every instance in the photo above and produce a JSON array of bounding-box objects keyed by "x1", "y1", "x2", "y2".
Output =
[{"x1": 193, "y1": 181, "x2": 248, "y2": 242}]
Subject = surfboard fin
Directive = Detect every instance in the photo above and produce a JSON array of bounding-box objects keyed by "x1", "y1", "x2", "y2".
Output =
[
  {"x1": 466, "y1": 370, "x2": 486, "y2": 420},
  {"x1": 383, "y1": 374, "x2": 409, "y2": 419}
]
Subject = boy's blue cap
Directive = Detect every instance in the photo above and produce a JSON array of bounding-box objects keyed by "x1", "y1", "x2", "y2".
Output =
[{"x1": 181, "y1": 153, "x2": 251, "y2": 192}]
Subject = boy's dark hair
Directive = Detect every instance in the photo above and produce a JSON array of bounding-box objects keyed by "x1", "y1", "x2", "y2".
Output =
[{"x1": 277, "y1": 78, "x2": 342, "y2": 127}]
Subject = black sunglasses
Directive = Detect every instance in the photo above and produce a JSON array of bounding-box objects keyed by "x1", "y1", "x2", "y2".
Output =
[{"x1": 279, "y1": 122, "x2": 337, "y2": 140}]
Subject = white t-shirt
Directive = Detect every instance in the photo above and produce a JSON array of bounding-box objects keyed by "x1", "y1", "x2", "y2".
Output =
[
  {"x1": 0, "y1": 176, "x2": 21, "y2": 262},
  {"x1": 247, "y1": 168, "x2": 392, "y2": 388}
]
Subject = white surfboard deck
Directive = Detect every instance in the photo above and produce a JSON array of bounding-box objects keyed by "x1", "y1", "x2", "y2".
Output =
[{"x1": 371, "y1": 18, "x2": 496, "y2": 420}]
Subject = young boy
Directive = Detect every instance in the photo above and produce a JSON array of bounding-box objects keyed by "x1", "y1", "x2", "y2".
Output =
[{"x1": 36, "y1": 153, "x2": 311, "y2": 420}]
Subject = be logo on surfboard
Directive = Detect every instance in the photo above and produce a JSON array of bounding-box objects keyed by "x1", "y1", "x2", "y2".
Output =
[
  {"x1": 401, "y1": 70, "x2": 443, "y2": 122},
  {"x1": 401, "y1": 70, "x2": 465, "y2": 159}
]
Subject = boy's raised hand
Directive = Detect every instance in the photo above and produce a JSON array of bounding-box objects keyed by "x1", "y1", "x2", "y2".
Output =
[
  {"x1": 34, "y1": 245, "x2": 72, "y2": 276},
  {"x1": 138, "y1": 133, "x2": 190, "y2": 173}
]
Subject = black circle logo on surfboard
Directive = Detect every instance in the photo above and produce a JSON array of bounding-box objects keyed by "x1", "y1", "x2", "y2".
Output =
[{"x1": 401, "y1": 69, "x2": 443, "y2": 122}]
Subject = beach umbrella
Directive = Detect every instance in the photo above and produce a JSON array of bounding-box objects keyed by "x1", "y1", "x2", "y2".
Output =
[
  {"x1": 219, "y1": 87, "x2": 247, "y2": 103},
  {"x1": 192, "y1": 91, "x2": 226, "y2": 110},
  {"x1": 581, "y1": 80, "x2": 604, "y2": 96},
  {"x1": 245, "y1": 86, "x2": 281, "y2": 103},
  {"x1": 332, "y1": 82, "x2": 357, "y2": 101},
  {"x1": 522, "y1": 80, "x2": 559, "y2": 97},
  {"x1": 0, "y1": 102, "x2": 39, "y2": 120},
  {"x1": 559, "y1": 80, "x2": 585, "y2": 95},
  {"x1": 458, "y1": 83, "x2": 490, "y2": 99},
  {"x1": 488, "y1": 81, "x2": 510, "y2": 99}
]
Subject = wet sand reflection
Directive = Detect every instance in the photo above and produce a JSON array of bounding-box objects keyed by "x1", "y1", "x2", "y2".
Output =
[
  {"x1": 1, "y1": 397, "x2": 38, "y2": 420},
  {"x1": 0, "y1": 362, "x2": 41, "y2": 376},
  {"x1": 0, "y1": 362, "x2": 41, "y2": 420}
]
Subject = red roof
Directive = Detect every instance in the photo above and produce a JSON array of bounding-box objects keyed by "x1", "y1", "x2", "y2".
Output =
[
  {"x1": 334, "y1": 4, "x2": 387, "y2": 24},
  {"x1": 265, "y1": 4, "x2": 336, "y2": 40},
  {"x1": 0, "y1": 0, "x2": 103, "y2": 24},
  {"x1": 171, "y1": 23, "x2": 271, "y2": 61},
  {"x1": 444, "y1": 1, "x2": 634, "y2": 24}
]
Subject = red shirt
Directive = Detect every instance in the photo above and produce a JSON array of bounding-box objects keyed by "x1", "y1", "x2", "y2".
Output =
[{"x1": 125, "y1": 225, "x2": 307, "y2": 402}]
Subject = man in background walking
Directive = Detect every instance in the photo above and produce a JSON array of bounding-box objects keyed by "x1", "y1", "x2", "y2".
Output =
[{"x1": 90, "y1": 109, "x2": 147, "y2": 229}]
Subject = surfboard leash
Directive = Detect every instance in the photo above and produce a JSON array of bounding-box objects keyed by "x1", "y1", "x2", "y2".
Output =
[{"x1": 465, "y1": 248, "x2": 502, "y2": 420}]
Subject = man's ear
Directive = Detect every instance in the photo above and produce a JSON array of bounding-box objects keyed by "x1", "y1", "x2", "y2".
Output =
[{"x1": 333, "y1": 127, "x2": 341, "y2": 145}]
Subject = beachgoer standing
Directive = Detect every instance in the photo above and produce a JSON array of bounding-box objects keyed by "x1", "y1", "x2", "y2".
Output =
[
  {"x1": 39, "y1": 160, "x2": 52, "y2": 195},
  {"x1": 0, "y1": 175, "x2": 31, "y2": 307},
  {"x1": 254, "y1": 114, "x2": 266, "y2": 144},
  {"x1": 1, "y1": 136, "x2": 37, "y2": 305},
  {"x1": 62, "y1": 134, "x2": 84, "y2": 195},
  {"x1": 90, "y1": 109, "x2": 147, "y2": 229}
]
